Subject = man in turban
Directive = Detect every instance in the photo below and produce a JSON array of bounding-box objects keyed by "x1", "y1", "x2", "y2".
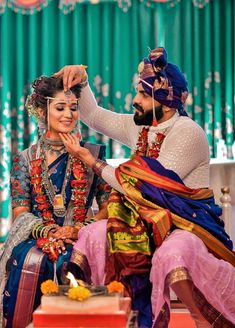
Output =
[{"x1": 55, "y1": 48, "x2": 235, "y2": 328}]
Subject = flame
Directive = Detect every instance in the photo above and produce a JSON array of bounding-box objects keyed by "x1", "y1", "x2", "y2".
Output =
[{"x1": 66, "y1": 271, "x2": 78, "y2": 287}]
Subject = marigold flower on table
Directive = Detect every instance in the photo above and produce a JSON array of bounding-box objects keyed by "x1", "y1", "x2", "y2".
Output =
[
  {"x1": 41, "y1": 279, "x2": 59, "y2": 295},
  {"x1": 68, "y1": 286, "x2": 91, "y2": 301},
  {"x1": 107, "y1": 281, "x2": 124, "y2": 294}
]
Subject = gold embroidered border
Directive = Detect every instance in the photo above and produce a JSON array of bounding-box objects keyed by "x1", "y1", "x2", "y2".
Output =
[
  {"x1": 193, "y1": 286, "x2": 234, "y2": 327},
  {"x1": 70, "y1": 248, "x2": 92, "y2": 284},
  {"x1": 153, "y1": 302, "x2": 170, "y2": 328},
  {"x1": 166, "y1": 266, "x2": 191, "y2": 286},
  {"x1": 13, "y1": 246, "x2": 45, "y2": 327},
  {"x1": 70, "y1": 249, "x2": 84, "y2": 267}
]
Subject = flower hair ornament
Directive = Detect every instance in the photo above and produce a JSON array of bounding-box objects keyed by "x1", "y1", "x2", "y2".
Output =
[
  {"x1": 25, "y1": 94, "x2": 41, "y2": 120},
  {"x1": 26, "y1": 93, "x2": 47, "y2": 136}
]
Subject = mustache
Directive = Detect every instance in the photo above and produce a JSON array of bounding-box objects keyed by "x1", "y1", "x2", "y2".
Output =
[{"x1": 133, "y1": 103, "x2": 144, "y2": 114}]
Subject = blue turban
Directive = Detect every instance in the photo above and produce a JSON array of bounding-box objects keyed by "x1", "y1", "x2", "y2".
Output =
[{"x1": 138, "y1": 47, "x2": 188, "y2": 116}]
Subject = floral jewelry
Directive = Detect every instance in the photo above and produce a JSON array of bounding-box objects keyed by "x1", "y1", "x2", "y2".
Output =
[
  {"x1": 40, "y1": 143, "x2": 72, "y2": 218},
  {"x1": 31, "y1": 158, "x2": 54, "y2": 222},
  {"x1": 36, "y1": 237, "x2": 59, "y2": 262},
  {"x1": 30, "y1": 145, "x2": 88, "y2": 224},
  {"x1": 71, "y1": 158, "x2": 88, "y2": 222},
  {"x1": 135, "y1": 127, "x2": 165, "y2": 159}
]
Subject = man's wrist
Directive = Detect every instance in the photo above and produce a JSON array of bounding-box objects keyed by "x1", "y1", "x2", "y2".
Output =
[
  {"x1": 92, "y1": 159, "x2": 108, "y2": 177},
  {"x1": 79, "y1": 65, "x2": 88, "y2": 87}
]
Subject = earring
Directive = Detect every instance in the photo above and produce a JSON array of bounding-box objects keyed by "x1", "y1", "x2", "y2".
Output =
[
  {"x1": 45, "y1": 130, "x2": 51, "y2": 138},
  {"x1": 46, "y1": 98, "x2": 51, "y2": 138}
]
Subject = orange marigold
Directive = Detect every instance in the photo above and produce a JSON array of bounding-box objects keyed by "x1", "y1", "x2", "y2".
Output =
[
  {"x1": 107, "y1": 281, "x2": 124, "y2": 294},
  {"x1": 41, "y1": 279, "x2": 59, "y2": 295},
  {"x1": 68, "y1": 286, "x2": 91, "y2": 301}
]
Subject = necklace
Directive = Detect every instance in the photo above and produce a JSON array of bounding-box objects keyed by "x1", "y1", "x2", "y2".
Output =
[
  {"x1": 44, "y1": 138, "x2": 64, "y2": 146},
  {"x1": 44, "y1": 138, "x2": 66, "y2": 156},
  {"x1": 135, "y1": 127, "x2": 166, "y2": 159},
  {"x1": 30, "y1": 140, "x2": 88, "y2": 222},
  {"x1": 41, "y1": 142, "x2": 72, "y2": 217}
]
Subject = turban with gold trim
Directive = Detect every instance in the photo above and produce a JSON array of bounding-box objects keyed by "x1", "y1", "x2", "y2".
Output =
[{"x1": 138, "y1": 47, "x2": 188, "y2": 116}]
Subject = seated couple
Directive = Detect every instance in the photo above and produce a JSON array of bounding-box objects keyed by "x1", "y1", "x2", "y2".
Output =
[{"x1": 1, "y1": 47, "x2": 235, "y2": 328}]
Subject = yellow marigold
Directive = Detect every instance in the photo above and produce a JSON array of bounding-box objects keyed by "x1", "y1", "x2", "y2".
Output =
[
  {"x1": 41, "y1": 280, "x2": 59, "y2": 295},
  {"x1": 68, "y1": 286, "x2": 91, "y2": 301},
  {"x1": 107, "y1": 281, "x2": 124, "y2": 294}
]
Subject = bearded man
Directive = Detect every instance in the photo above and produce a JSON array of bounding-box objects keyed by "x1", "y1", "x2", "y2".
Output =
[{"x1": 56, "y1": 47, "x2": 235, "y2": 328}]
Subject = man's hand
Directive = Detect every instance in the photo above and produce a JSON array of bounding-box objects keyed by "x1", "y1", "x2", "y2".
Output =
[
  {"x1": 54, "y1": 65, "x2": 87, "y2": 91},
  {"x1": 59, "y1": 133, "x2": 95, "y2": 167}
]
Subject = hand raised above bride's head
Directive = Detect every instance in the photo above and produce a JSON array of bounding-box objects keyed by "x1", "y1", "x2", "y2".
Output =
[{"x1": 54, "y1": 65, "x2": 87, "y2": 91}]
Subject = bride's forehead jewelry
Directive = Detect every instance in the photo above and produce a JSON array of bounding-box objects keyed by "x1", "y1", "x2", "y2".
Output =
[
  {"x1": 64, "y1": 89, "x2": 73, "y2": 98},
  {"x1": 46, "y1": 95, "x2": 79, "y2": 111},
  {"x1": 46, "y1": 89, "x2": 76, "y2": 101},
  {"x1": 46, "y1": 96, "x2": 79, "y2": 103}
]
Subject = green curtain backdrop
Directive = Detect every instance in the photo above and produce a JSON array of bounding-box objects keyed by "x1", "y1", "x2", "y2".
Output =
[{"x1": 0, "y1": 0, "x2": 235, "y2": 240}]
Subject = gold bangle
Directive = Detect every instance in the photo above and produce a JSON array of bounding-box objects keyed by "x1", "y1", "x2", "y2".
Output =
[
  {"x1": 36, "y1": 225, "x2": 44, "y2": 238},
  {"x1": 32, "y1": 222, "x2": 41, "y2": 239},
  {"x1": 74, "y1": 222, "x2": 84, "y2": 230},
  {"x1": 43, "y1": 224, "x2": 59, "y2": 238},
  {"x1": 33, "y1": 224, "x2": 44, "y2": 239}
]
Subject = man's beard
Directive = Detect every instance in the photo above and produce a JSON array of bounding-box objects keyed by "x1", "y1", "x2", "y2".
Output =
[{"x1": 133, "y1": 103, "x2": 164, "y2": 126}]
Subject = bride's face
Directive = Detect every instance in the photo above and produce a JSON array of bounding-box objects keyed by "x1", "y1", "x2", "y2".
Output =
[{"x1": 47, "y1": 91, "x2": 79, "y2": 135}]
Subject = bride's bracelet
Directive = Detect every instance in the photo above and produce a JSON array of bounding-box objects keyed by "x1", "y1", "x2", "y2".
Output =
[
  {"x1": 43, "y1": 224, "x2": 59, "y2": 238},
  {"x1": 32, "y1": 222, "x2": 58, "y2": 239}
]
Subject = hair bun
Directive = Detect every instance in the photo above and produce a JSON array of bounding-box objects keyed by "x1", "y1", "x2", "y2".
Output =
[{"x1": 149, "y1": 47, "x2": 168, "y2": 72}]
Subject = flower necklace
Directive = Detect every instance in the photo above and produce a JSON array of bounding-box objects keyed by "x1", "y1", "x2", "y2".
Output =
[
  {"x1": 30, "y1": 142, "x2": 88, "y2": 224},
  {"x1": 135, "y1": 127, "x2": 166, "y2": 159}
]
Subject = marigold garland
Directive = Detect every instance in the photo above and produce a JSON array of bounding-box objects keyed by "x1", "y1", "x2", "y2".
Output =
[
  {"x1": 135, "y1": 127, "x2": 165, "y2": 159},
  {"x1": 30, "y1": 156, "x2": 88, "y2": 224},
  {"x1": 68, "y1": 286, "x2": 91, "y2": 301},
  {"x1": 31, "y1": 158, "x2": 53, "y2": 222},
  {"x1": 107, "y1": 281, "x2": 125, "y2": 294},
  {"x1": 41, "y1": 279, "x2": 59, "y2": 295}
]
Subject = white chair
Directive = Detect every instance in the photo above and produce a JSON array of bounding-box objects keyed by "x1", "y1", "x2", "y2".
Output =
[{"x1": 220, "y1": 186, "x2": 233, "y2": 239}]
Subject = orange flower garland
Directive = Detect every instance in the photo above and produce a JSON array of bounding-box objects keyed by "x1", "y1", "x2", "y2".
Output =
[
  {"x1": 31, "y1": 159, "x2": 53, "y2": 222},
  {"x1": 71, "y1": 159, "x2": 88, "y2": 222},
  {"x1": 135, "y1": 127, "x2": 165, "y2": 159},
  {"x1": 30, "y1": 157, "x2": 88, "y2": 223}
]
